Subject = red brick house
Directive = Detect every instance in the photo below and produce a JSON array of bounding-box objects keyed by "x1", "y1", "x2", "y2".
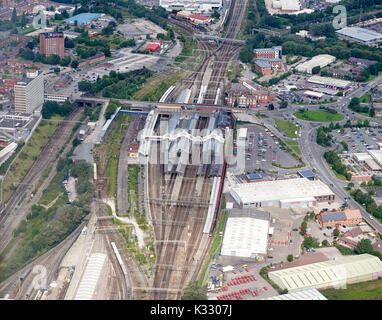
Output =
[
  {"x1": 226, "y1": 82, "x2": 276, "y2": 108},
  {"x1": 317, "y1": 208, "x2": 362, "y2": 228}
]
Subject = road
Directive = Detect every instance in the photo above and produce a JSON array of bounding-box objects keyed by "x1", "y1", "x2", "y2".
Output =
[{"x1": 259, "y1": 73, "x2": 382, "y2": 236}]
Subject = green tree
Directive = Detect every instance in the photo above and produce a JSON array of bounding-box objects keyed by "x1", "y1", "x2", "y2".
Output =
[
  {"x1": 212, "y1": 9, "x2": 220, "y2": 20},
  {"x1": 333, "y1": 228, "x2": 340, "y2": 237},
  {"x1": 300, "y1": 221, "x2": 307, "y2": 236},
  {"x1": 71, "y1": 60, "x2": 79, "y2": 69},
  {"x1": 182, "y1": 281, "x2": 207, "y2": 300},
  {"x1": 302, "y1": 236, "x2": 320, "y2": 249},
  {"x1": 11, "y1": 8, "x2": 17, "y2": 24},
  {"x1": 287, "y1": 254, "x2": 293, "y2": 262},
  {"x1": 321, "y1": 239, "x2": 329, "y2": 247},
  {"x1": 312, "y1": 66, "x2": 320, "y2": 74},
  {"x1": 354, "y1": 238, "x2": 374, "y2": 255},
  {"x1": 280, "y1": 101, "x2": 288, "y2": 109}
]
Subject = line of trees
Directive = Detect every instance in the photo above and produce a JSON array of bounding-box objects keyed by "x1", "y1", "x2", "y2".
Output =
[
  {"x1": 324, "y1": 150, "x2": 352, "y2": 180},
  {"x1": 348, "y1": 97, "x2": 375, "y2": 117},
  {"x1": 316, "y1": 126, "x2": 332, "y2": 147},
  {"x1": 350, "y1": 189, "x2": 382, "y2": 221}
]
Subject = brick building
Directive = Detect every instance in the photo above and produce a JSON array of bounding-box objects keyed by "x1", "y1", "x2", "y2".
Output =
[
  {"x1": 317, "y1": 208, "x2": 363, "y2": 228},
  {"x1": 40, "y1": 32, "x2": 65, "y2": 59},
  {"x1": 254, "y1": 58, "x2": 284, "y2": 75},
  {"x1": 226, "y1": 81, "x2": 276, "y2": 108},
  {"x1": 253, "y1": 46, "x2": 282, "y2": 60},
  {"x1": 78, "y1": 52, "x2": 105, "y2": 67}
]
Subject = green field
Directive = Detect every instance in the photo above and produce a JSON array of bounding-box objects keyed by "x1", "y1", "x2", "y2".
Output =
[
  {"x1": 294, "y1": 110, "x2": 344, "y2": 122},
  {"x1": 2, "y1": 116, "x2": 62, "y2": 201},
  {"x1": 360, "y1": 93, "x2": 371, "y2": 103},
  {"x1": 274, "y1": 119, "x2": 299, "y2": 138},
  {"x1": 320, "y1": 279, "x2": 382, "y2": 300}
]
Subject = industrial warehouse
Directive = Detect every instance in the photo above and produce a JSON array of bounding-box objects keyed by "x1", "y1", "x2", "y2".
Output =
[
  {"x1": 295, "y1": 54, "x2": 336, "y2": 74},
  {"x1": 220, "y1": 209, "x2": 270, "y2": 259},
  {"x1": 229, "y1": 178, "x2": 335, "y2": 209},
  {"x1": 268, "y1": 254, "x2": 382, "y2": 292}
]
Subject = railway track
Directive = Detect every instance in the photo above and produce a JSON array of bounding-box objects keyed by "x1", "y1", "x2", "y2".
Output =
[
  {"x1": 144, "y1": 0, "x2": 245, "y2": 300},
  {"x1": 202, "y1": 0, "x2": 247, "y2": 105},
  {"x1": 148, "y1": 120, "x2": 213, "y2": 299},
  {"x1": 0, "y1": 107, "x2": 84, "y2": 253}
]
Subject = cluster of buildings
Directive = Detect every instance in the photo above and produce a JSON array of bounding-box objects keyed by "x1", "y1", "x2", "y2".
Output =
[
  {"x1": 328, "y1": 57, "x2": 378, "y2": 81},
  {"x1": 337, "y1": 226, "x2": 382, "y2": 253},
  {"x1": 226, "y1": 81, "x2": 276, "y2": 108},
  {"x1": 159, "y1": 0, "x2": 221, "y2": 14},
  {"x1": 253, "y1": 46, "x2": 284, "y2": 76},
  {"x1": 339, "y1": 146, "x2": 382, "y2": 182},
  {"x1": 175, "y1": 11, "x2": 215, "y2": 27}
]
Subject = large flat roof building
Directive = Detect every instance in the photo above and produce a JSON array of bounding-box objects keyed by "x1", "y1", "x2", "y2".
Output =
[
  {"x1": 64, "y1": 13, "x2": 101, "y2": 26},
  {"x1": 272, "y1": 0, "x2": 301, "y2": 12},
  {"x1": 295, "y1": 54, "x2": 335, "y2": 74},
  {"x1": 230, "y1": 178, "x2": 335, "y2": 209},
  {"x1": 336, "y1": 27, "x2": 382, "y2": 45},
  {"x1": 368, "y1": 149, "x2": 382, "y2": 168},
  {"x1": 221, "y1": 209, "x2": 270, "y2": 258},
  {"x1": 268, "y1": 254, "x2": 382, "y2": 292},
  {"x1": 308, "y1": 75, "x2": 351, "y2": 90},
  {"x1": 159, "y1": 0, "x2": 222, "y2": 14}
]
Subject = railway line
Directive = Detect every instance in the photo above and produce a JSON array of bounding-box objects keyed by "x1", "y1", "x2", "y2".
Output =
[
  {"x1": 0, "y1": 107, "x2": 84, "y2": 254},
  {"x1": 165, "y1": 18, "x2": 215, "y2": 104},
  {"x1": 202, "y1": 0, "x2": 247, "y2": 105},
  {"x1": 144, "y1": 0, "x2": 244, "y2": 300},
  {"x1": 147, "y1": 115, "x2": 215, "y2": 299}
]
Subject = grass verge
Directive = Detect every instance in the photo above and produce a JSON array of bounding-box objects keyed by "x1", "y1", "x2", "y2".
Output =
[{"x1": 320, "y1": 278, "x2": 382, "y2": 300}]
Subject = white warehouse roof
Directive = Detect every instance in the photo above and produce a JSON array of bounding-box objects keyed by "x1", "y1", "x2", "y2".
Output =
[
  {"x1": 353, "y1": 152, "x2": 372, "y2": 162},
  {"x1": 273, "y1": 0, "x2": 301, "y2": 11},
  {"x1": 230, "y1": 178, "x2": 334, "y2": 206},
  {"x1": 368, "y1": 149, "x2": 382, "y2": 168},
  {"x1": 296, "y1": 54, "x2": 335, "y2": 74},
  {"x1": 336, "y1": 27, "x2": 382, "y2": 43},
  {"x1": 75, "y1": 253, "x2": 107, "y2": 300},
  {"x1": 263, "y1": 288, "x2": 327, "y2": 300},
  {"x1": 221, "y1": 210, "x2": 270, "y2": 258},
  {"x1": 308, "y1": 75, "x2": 351, "y2": 89},
  {"x1": 268, "y1": 254, "x2": 382, "y2": 292}
]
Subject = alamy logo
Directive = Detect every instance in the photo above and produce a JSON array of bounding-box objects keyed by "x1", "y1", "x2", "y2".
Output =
[
  {"x1": 331, "y1": 264, "x2": 347, "y2": 290},
  {"x1": 32, "y1": 9, "x2": 47, "y2": 29},
  {"x1": 333, "y1": 5, "x2": 347, "y2": 30}
]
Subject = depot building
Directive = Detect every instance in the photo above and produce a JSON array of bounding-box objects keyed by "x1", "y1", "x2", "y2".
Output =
[{"x1": 230, "y1": 178, "x2": 335, "y2": 209}]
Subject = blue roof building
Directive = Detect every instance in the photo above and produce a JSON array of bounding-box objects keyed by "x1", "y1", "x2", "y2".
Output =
[
  {"x1": 298, "y1": 170, "x2": 316, "y2": 180},
  {"x1": 64, "y1": 13, "x2": 101, "y2": 26}
]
